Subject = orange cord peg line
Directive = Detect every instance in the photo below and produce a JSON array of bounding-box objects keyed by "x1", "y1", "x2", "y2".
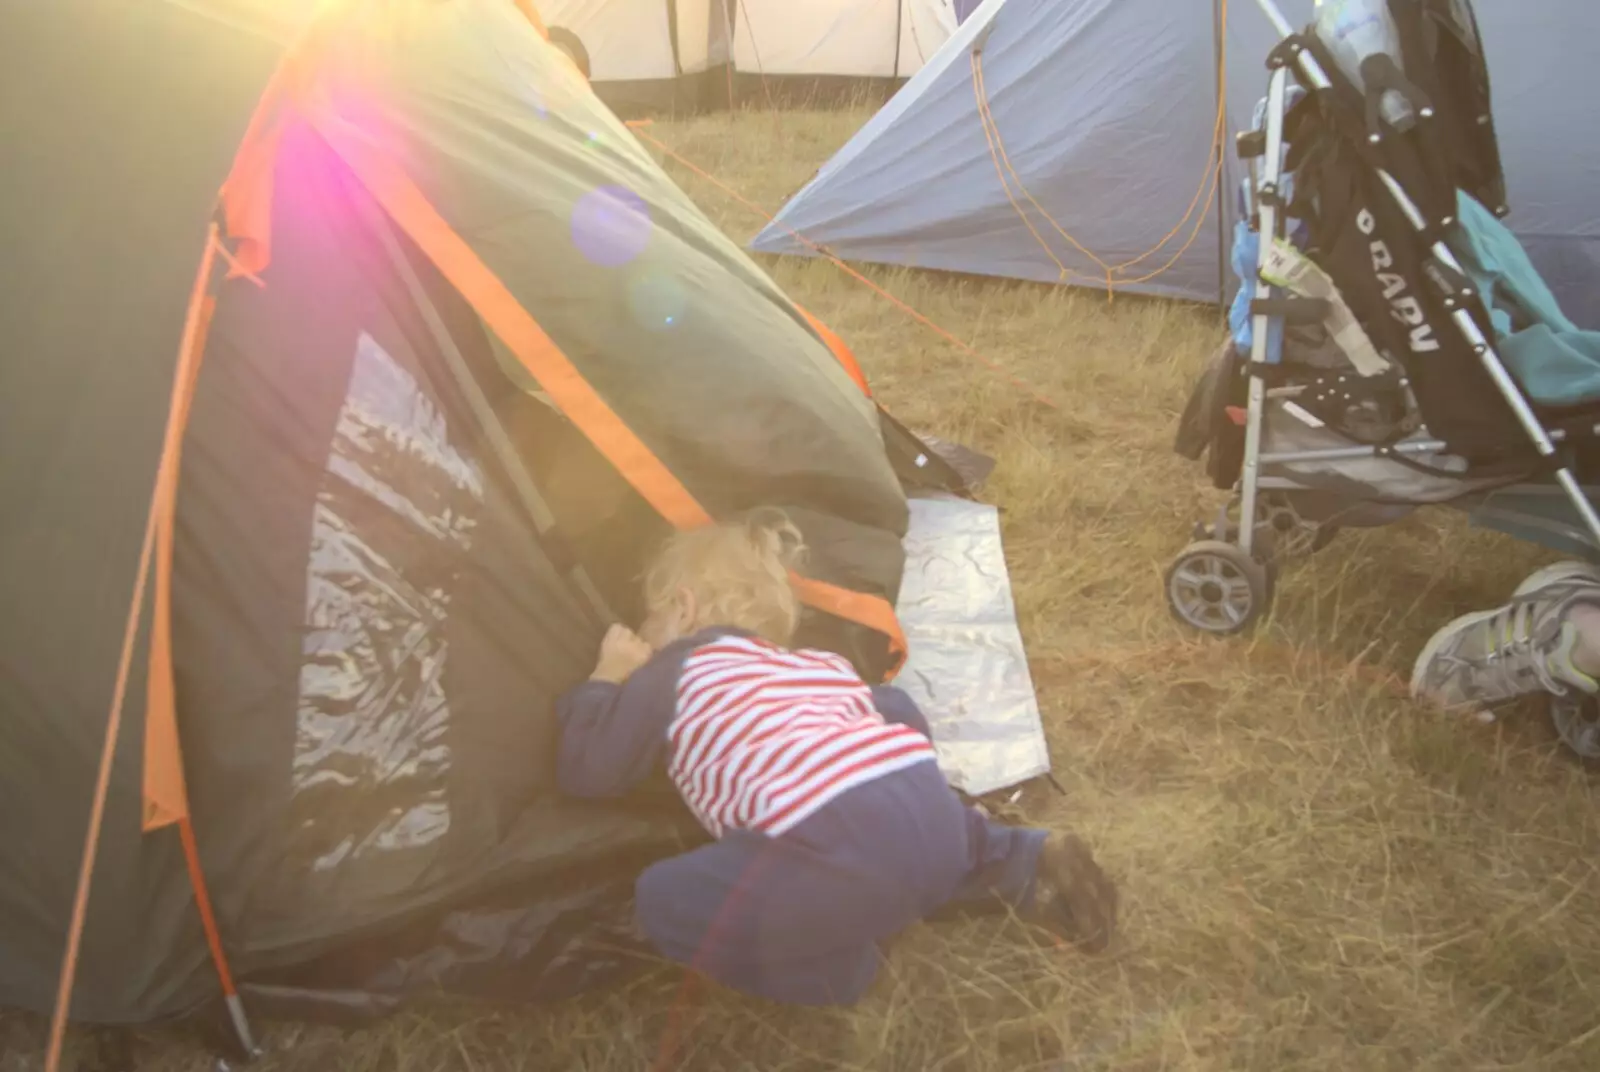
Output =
[{"x1": 969, "y1": 0, "x2": 1229, "y2": 302}]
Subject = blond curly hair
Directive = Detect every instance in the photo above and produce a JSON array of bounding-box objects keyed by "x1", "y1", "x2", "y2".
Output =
[{"x1": 642, "y1": 508, "x2": 807, "y2": 645}]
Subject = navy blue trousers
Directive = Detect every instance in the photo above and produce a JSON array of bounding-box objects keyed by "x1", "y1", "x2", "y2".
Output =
[{"x1": 634, "y1": 759, "x2": 1048, "y2": 1005}]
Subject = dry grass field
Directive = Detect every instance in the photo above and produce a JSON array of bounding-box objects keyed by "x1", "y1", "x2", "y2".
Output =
[{"x1": 9, "y1": 105, "x2": 1600, "y2": 1072}]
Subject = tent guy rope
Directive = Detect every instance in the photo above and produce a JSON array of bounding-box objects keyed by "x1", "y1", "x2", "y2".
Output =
[{"x1": 969, "y1": 0, "x2": 1230, "y2": 301}]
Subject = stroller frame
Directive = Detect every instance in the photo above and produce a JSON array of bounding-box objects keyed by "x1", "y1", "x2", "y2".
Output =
[{"x1": 1166, "y1": 0, "x2": 1600, "y2": 638}]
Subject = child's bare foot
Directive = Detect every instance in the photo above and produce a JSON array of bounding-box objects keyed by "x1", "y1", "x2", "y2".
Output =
[{"x1": 1029, "y1": 833, "x2": 1117, "y2": 952}]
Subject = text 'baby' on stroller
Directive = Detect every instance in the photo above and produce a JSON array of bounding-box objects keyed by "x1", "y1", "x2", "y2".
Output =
[{"x1": 1171, "y1": 0, "x2": 1600, "y2": 639}]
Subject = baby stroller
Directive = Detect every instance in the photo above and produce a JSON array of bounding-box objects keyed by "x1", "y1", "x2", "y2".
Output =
[{"x1": 1169, "y1": 0, "x2": 1600, "y2": 753}]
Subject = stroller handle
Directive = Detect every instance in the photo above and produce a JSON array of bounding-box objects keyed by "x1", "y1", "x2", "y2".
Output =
[
  {"x1": 1254, "y1": 0, "x2": 1297, "y2": 37},
  {"x1": 1252, "y1": 0, "x2": 1334, "y2": 92}
]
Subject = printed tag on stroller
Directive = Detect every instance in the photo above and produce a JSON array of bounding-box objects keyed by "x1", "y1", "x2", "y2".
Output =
[{"x1": 1259, "y1": 239, "x2": 1391, "y2": 379}]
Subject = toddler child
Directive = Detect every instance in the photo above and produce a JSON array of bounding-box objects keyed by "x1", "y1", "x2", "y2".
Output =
[{"x1": 555, "y1": 509, "x2": 1117, "y2": 1006}]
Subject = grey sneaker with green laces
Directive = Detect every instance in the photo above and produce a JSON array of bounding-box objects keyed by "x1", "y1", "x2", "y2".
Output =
[{"x1": 1410, "y1": 561, "x2": 1600, "y2": 713}]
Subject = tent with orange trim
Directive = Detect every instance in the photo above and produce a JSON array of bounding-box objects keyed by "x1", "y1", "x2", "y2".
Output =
[{"x1": 0, "y1": 0, "x2": 966, "y2": 1036}]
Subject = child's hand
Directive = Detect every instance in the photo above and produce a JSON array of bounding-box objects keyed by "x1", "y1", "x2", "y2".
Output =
[{"x1": 590, "y1": 624, "x2": 654, "y2": 684}]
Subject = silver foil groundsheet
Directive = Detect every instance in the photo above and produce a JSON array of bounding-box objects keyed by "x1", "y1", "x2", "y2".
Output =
[{"x1": 894, "y1": 495, "x2": 1051, "y2": 796}]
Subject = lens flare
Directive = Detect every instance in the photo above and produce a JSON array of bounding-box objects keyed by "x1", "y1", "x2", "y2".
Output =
[
  {"x1": 627, "y1": 270, "x2": 688, "y2": 330},
  {"x1": 570, "y1": 186, "x2": 650, "y2": 268}
]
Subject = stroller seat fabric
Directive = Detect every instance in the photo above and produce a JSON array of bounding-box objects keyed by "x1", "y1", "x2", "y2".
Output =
[{"x1": 1449, "y1": 192, "x2": 1600, "y2": 409}]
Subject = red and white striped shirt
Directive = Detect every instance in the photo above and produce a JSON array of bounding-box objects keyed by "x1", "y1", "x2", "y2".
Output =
[{"x1": 667, "y1": 635, "x2": 937, "y2": 838}]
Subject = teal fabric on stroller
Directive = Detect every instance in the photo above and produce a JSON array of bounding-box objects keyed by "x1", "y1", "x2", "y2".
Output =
[{"x1": 1449, "y1": 193, "x2": 1600, "y2": 407}]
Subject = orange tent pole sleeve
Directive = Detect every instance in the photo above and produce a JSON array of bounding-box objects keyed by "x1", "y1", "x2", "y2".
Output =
[
  {"x1": 795, "y1": 305, "x2": 872, "y2": 397},
  {"x1": 140, "y1": 226, "x2": 254, "y2": 1034},
  {"x1": 791, "y1": 575, "x2": 907, "y2": 676},
  {"x1": 218, "y1": 8, "x2": 342, "y2": 279},
  {"x1": 513, "y1": 0, "x2": 550, "y2": 37},
  {"x1": 140, "y1": 226, "x2": 221, "y2": 833}
]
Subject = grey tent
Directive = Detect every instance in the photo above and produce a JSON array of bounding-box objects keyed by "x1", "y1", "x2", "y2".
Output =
[
  {"x1": 750, "y1": 0, "x2": 1600, "y2": 328},
  {"x1": 0, "y1": 0, "x2": 960, "y2": 1040}
]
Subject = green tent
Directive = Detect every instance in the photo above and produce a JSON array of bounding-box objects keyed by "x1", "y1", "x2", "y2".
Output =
[{"x1": 0, "y1": 0, "x2": 957, "y2": 1037}]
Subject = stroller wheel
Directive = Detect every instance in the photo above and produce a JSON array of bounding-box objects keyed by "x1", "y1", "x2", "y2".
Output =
[
  {"x1": 1548, "y1": 693, "x2": 1600, "y2": 760},
  {"x1": 1165, "y1": 540, "x2": 1272, "y2": 636}
]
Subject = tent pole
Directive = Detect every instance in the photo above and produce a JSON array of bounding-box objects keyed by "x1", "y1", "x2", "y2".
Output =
[
  {"x1": 665, "y1": 0, "x2": 684, "y2": 77},
  {"x1": 722, "y1": 0, "x2": 737, "y2": 113},
  {"x1": 892, "y1": 0, "x2": 905, "y2": 79},
  {"x1": 177, "y1": 815, "x2": 258, "y2": 1060},
  {"x1": 1213, "y1": 0, "x2": 1229, "y2": 318},
  {"x1": 361, "y1": 197, "x2": 620, "y2": 630}
]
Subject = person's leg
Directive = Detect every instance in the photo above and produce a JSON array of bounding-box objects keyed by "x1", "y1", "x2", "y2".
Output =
[
  {"x1": 938, "y1": 793, "x2": 1118, "y2": 953},
  {"x1": 633, "y1": 832, "x2": 885, "y2": 1007},
  {"x1": 1516, "y1": 563, "x2": 1600, "y2": 677},
  {"x1": 1411, "y1": 561, "x2": 1600, "y2": 711},
  {"x1": 945, "y1": 804, "x2": 1047, "y2": 905}
]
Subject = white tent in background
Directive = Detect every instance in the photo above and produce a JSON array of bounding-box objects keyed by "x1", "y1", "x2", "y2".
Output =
[
  {"x1": 731, "y1": 0, "x2": 962, "y2": 82},
  {"x1": 537, "y1": 1, "x2": 968, "y2": 113},
  {"x1": 749, "y1": 0, "x2": 1600, "y2": 327},
  {"x1": 538, "y1": 0, "x2": 730, "y2": 113}
]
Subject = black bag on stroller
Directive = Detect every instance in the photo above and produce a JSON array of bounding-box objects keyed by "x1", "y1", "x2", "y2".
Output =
[{"x1": 1284, "y1": 0, "x2": 1519, "y2": 461}]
